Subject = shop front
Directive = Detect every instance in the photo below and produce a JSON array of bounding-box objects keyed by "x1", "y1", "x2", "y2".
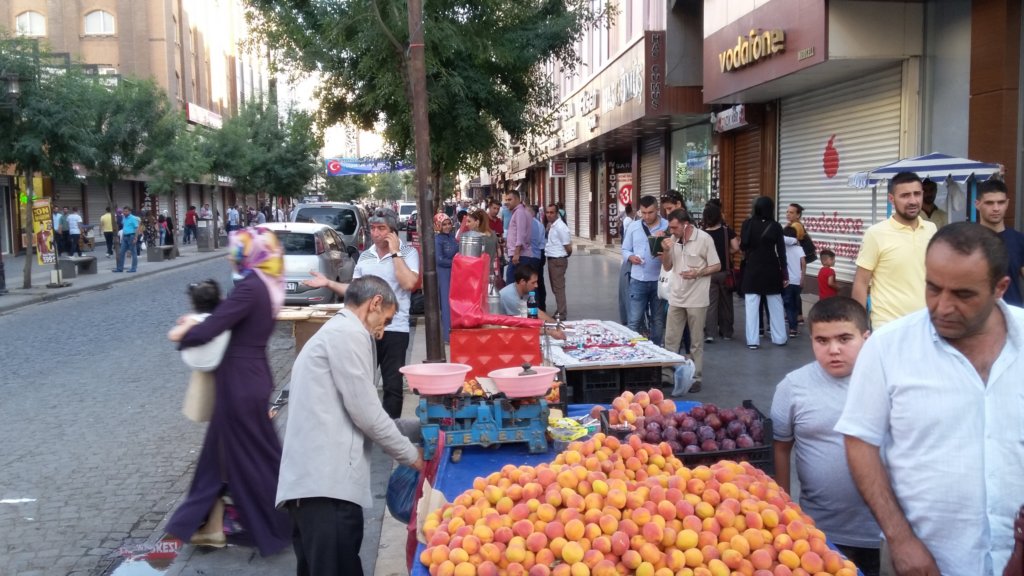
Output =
[{"x1": 704, "y1": 0, "x2": 925, "y2": 285}]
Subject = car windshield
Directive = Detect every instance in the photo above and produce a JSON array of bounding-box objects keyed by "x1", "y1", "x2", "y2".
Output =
[
  {"x1": 294, "y1": 207, "x2": 357, "y2": 235},
  {"x1": 399, "y1": 204, "x2": 416, "y2": 216},
  {"x1": 276, "y1": 231, "x2": 317, "y2": 255}
]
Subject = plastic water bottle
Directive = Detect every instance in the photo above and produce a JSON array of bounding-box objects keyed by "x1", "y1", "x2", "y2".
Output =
[{"x1": 527, "y1": 291, "x2": 538, "y2": 319}]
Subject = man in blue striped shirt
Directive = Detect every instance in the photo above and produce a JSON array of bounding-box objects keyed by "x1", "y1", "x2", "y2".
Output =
[{"x1": 621, "y1": 196, "x2": 669, "y2": 345}]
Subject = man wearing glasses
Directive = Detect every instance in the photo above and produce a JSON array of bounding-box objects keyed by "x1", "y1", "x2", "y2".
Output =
[{"x1": 305, "y1": 208, "x2": 420, "y2": 419}]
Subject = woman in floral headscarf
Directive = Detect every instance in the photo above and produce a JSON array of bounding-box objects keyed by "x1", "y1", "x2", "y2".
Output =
[
  {"x1": 166, "y1": 227, "x2": 290, "y2": 555},
  {"x1": 435, "y1": 213, "x2": 458, "y2": 342}
]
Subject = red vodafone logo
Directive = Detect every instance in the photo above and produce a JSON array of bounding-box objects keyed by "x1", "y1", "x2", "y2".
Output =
[
  {"x1": 822, "y1": 135, "x2": 839, "y2": 179},
  {"x1": 618, "y1": 184, "x2": 633, "y2": 206}
]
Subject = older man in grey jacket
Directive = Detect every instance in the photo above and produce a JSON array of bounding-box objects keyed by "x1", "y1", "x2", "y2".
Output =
[{"x1": 276, "y1": 276, "x2": 424, "y2": 576}]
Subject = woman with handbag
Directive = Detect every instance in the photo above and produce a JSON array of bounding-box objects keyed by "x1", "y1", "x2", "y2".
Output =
[
  {"x1": 165, "y1": 227, "x2": 291, "y2": 555},
  {"x1": 739, "y1": 196, "x2": 789, "y2": 349},
  {"x1": 702, "y1": 203, "x2": 739, "y2": 342}
]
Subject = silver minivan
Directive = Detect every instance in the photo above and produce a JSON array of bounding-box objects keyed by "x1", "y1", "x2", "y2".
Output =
[{"x1": 290, "y1": 202, "x2": 371, "y2": 252}]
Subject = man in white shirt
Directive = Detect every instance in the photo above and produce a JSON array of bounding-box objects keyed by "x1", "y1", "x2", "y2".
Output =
[
  {"x1": 659, "y1": 209, "x2": 720, "y2": 393},
  {"x1": 305, "y1": 208, "x2": 420, "y2": 419},
  {"x1": 66, "y1": 207, "x2": 84, "y2": 257},
  {"x1": 836, "y1": 222, "x2": 1024, "y2": 576},
  {"x1": 544, "y1": 203, "x2": 572, "y2": 319},
  {"x1": 277, "y1": 276, "x2": 423, "y2": 576}
]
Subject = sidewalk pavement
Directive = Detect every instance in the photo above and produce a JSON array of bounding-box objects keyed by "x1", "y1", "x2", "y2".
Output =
[{"x1": 0, "y1": 241, "x2": 227, "y2": 315}]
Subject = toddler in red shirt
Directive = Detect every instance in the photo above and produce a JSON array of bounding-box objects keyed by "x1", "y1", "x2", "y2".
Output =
[{"x1": 818, "y1": 249, "x2": 838, "y2": 299}]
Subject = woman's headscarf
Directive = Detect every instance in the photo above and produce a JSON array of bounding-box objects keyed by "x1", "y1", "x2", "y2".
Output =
[
  {"x1": 228, "y1": 227, "x2": 284, "y2": 314},
  {"x1": 433, "y1": 213, "x2": 452, "y2": 233}
]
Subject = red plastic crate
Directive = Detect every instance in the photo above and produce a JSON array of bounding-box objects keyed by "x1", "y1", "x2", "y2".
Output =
[{"x1": 449, "y1": 327, "x2": 543, "y2": 381}]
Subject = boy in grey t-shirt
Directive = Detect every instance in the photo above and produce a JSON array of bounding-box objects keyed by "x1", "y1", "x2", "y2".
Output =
[{"x1": 771, "y1": 296, "x2": 881, "y2": 575}]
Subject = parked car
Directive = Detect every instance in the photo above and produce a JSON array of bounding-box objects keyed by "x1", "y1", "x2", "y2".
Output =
[
  {"x1": 260, "y1": 222, "x2": 357, "y2": 305},
  {"x1": 397, "y1": 202, "x2": 417, "y2": 230},
  {"x1": 290, "y1": 202, "x2": 371, "y2": 252}
]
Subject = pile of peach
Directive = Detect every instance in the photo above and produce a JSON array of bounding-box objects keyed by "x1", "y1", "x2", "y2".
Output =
[{"x1": 420, "y1": 434, "x2": 858, "y2": 576}]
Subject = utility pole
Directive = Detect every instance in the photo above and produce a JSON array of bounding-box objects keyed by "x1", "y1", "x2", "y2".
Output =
[{"x1": 407, "y1": 0, "x2": 444, "y2": 362}]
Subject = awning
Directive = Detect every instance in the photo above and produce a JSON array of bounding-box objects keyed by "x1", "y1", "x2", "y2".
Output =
[{"x1": 847, "y1": 152, "x2": 1002, "y2": 189}]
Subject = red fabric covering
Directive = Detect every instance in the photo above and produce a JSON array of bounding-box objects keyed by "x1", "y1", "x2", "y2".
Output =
[{"x1": 449, "y1": 253, "x2": 543, "y2": 330}]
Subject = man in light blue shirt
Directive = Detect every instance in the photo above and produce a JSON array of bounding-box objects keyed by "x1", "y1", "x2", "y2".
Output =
[
  {"x1": 114, "y1": 206, "x2": 140, "y2": 273},
  {"x1": 621, "y1": 195, "x2": 669, "y2": 345}
]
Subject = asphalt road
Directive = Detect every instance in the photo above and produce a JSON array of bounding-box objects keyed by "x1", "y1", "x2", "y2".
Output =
[{"x1": 0, "y1": 258, "x2": 238, "y2": 576}]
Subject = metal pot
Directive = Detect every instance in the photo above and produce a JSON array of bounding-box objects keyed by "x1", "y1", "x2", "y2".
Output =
[{"x1": 459, "y1": 234, "x2": 483, "y2": 257}]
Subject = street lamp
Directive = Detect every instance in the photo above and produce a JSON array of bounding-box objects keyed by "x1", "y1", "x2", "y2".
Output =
[{"x1": 0, "y1": 72, "x2": 21, "y2": 295}]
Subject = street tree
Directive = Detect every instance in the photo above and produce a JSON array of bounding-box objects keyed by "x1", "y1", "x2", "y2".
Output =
[
  {"x1": 147, "y1": 110, "x2": 211, "y2": 223},
  {"x1": 80, "y1": 76, "x2": 172, "y2": 255},
  {"x1": 323, "y1": 173, "x2": 370, "y2": 203},
  {"x1": 0, "y1": 36, "x2": 96, "y2": 288},
  {"x1": 244, "y1": 0, "x2": 610, "y2": 187},
  {"x1": 368, "y1": 172, "x2": 404, "y2": 204},
  {"x1": 210, "y1": 102, "x2": 322, "y2": 205}
]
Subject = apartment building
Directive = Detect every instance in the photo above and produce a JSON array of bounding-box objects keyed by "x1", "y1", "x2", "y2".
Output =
[{"x1": 0, "y1": 0, "x2": 269, "y2": 255}]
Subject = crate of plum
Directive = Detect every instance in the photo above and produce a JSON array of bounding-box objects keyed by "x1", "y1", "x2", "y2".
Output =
[{"x1": 597, "y1": 390, "x2": 773, "y2": 476}]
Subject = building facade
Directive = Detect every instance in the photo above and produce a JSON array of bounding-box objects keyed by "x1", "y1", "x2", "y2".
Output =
[
  {"x1": 0, "y1": 0, "x2": 269, "y2": 256},
  {"x1": 704, "y1": 0, "x2": 1021, "y2": 288},
  {"x1": 501, "y1": 1, "x2": 711, "y2": 245}
]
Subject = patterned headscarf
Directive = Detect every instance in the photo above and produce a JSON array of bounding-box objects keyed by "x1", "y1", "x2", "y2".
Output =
[
  {"x1": 433, "y1": 213, "x2": 452, "y2": 233},
  {"x1": 228, "y1": 227, "x2": 284, "y2": 314}
]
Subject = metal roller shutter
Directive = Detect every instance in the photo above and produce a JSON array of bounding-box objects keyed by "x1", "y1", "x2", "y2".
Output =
[
  {"x1": 732, "y1": 128, "x2": 762, "y2": 232},
  {"x1": 566, "y1": 163, "x2": 578, "y2": 236},
  {"x1": 85, "y1": 183, "x2": 109, "y2": 225},
  {"x1": 54, "y1": 181, "x2": 84, "y2": 214},
  {"x1": 778, "y1": 65, "x2": 903, "y2": 282},
  {"x1": 639, "y1": 135, "x2": 663, "y2": 197},
  {"x1": 579, "y1": 161, "x2": 592, "y2": 240}
]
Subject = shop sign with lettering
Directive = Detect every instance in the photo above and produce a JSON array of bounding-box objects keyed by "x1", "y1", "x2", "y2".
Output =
[
  {"x1": 602, "y1": 60, "x2": 644, "y2": 112},
  {"x1": 712, "y1": 105, "x2": 747, "y2": 132},
  {"x1": 579, "y1": 89, "x2": 599, "y2": 114},
  {"x1": 563, "y1": 122, "x2": 578, "y2": 143},
  {"x1": 718, "y1": 29, "x2": 785, "y2": 73}
]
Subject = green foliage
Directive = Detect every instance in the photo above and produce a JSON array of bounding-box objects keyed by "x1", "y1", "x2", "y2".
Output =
[
  {"x1": 0, "y1": 35, "x2": 95, "y2": 186},
  {"x1": 323, "y1": 173, "x2": 371, "y2": 203},
  {"x1": 206, "y1": 102, "x2": 322, "y2": 199},
  {"x1": 79, "y1": 77, "x2": 171, "y2": 187},
  {"x1": 148, "y1": 111, "x2": 210, "y2": 195},
  {"x1": 244, "y1": 0, "x2": 609, "y2": 179},
  {"x1": 368, "y1": 172, "x2": 406, "y2": 203}
]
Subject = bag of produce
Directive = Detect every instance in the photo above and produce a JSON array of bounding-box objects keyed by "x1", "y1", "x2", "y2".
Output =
[{"x1": 386, "y1": 464, "x2": 420, "y2": 524}]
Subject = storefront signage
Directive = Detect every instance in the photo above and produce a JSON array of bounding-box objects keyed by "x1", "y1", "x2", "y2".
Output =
[
  {"x1": 549, "y1": 159, "x2": 567, "y2": 178},
  {"x1": 579, "y1": 89, "x2": 599, "y2": 114},
  {"x1": 563, "y1": 122, "x2": 578, "y2": 143},
  {"x1": 649, "y1": 33, "x2": 663, "y2": 111},
  {"x1": 718, "y1": 29, "x2": 786, "y2": 73},
  {"x1": 561, "y1": 101, "x2": 576, "y2": 121},
  {"x1": 712, "y1": 105, "x2": 747, "y2": 132},
  {"x1": 607, "y1": 163, "x2": 632, "y2": 240},
  {"x1": 587, "y1": 116, "x2": 599, "y2": 132},
  {"x1": 602, "y1": 60, "x2": 643, "y2": 112}
]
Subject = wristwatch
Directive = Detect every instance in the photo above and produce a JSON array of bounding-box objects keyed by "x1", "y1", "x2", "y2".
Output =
[{"x1": 390, "y1": 251, "x2": 402, "y2": 259}]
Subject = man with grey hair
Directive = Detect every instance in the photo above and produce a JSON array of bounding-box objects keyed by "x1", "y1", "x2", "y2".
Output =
[
  {"x1": 305, "y1": 207, "x2": 420, "y2": 418},
  {"x1": 278, "y1": 275, "x2": 424, "y2": 576}
]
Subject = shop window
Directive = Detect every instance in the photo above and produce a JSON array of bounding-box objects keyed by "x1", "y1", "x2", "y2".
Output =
[
  {"x1": 15, "y1": 11, "x2": 46, "y2": 37},
  {"x1": 670, "y1": 124, "x2": 713, "y2": 219},
  {"x1": 84, "y1": 10, "x2": 116, "y2": 36}
]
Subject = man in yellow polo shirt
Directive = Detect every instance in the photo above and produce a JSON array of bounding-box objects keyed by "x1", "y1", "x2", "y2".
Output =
[
  {"x1": 99, "y1": 207, "x2": 115, "y2": 258},
  {"x1": 852, "y1": 171, "x2": 937, "y2": 328}
]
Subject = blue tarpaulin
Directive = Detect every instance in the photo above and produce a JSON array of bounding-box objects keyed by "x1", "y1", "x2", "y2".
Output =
[{"x1": 325, "y1": 157, "x2": 413, "y2": 176}]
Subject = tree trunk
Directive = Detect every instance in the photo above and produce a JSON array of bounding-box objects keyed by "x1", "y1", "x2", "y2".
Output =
[{"x1": 21, "y1": 169, "x2": 34, "y2": 289}]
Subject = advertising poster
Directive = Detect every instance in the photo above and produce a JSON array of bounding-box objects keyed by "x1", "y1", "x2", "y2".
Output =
[
  {"x1": 32, "y1": 198, "x2": 55, "y2": 265},
  {"x1": 607, "y1": 161, "x2": 632, "y2": 240}
]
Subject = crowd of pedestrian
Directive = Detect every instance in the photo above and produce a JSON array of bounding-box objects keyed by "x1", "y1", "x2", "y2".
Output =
[{"x1": 154, "y1": 167, "x2": 1024, "y2": 576}]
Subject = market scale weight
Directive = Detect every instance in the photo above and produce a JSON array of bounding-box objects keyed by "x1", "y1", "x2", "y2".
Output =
[{"x1": 416, "y1": 395, "x2": 550, "y2": 461}]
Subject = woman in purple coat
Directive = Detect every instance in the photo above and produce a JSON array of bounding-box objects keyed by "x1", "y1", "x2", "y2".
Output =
[{"x1": 166, "y1": 227, "x2": 291, "y2": 555}]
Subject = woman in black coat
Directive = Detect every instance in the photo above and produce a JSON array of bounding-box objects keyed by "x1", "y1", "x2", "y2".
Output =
[{"x1": 739, "y1": 196, "x2": 788, "y2": 349}]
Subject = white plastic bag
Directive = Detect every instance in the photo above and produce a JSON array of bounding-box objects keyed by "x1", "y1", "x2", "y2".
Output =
[{"x1": 671, "y1": 358, "x2": 696, "y2": 397}]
